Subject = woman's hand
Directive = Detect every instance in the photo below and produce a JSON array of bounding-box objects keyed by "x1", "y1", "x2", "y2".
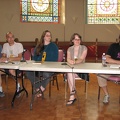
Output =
[
  {"x1": 0, "y1": 57, "x2": 8, "y2": 62},
  {"x1": 68, "y1": 60, "x2": 76, "y2": 65}
]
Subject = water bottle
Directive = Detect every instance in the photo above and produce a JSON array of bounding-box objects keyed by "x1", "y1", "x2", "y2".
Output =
[{"x1": 102, "y1": 53, "x2": 107, "y2": 67}]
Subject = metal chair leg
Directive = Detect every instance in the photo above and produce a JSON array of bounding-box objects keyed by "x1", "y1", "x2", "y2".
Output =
[
  {"x1": 64, "y1": 73, "x2": 67, "y2": 100},
  {"x1": 84, "y1": 74, "x2": 89, "y2": 99},
  {"x1": 5, "y1": 75, "x2": 8, "y2": 90},
  {"x1": 98, "y1": 86, "x2": 101, "y2": 100},
  {"x1": 119, "y1": 85, "x2": 120, "y2": 104},
  {"x1": 85, "y1": 81, "x2": 88, "y2": 99},
  {"x1": 55, "y1": 76, "x2": 59, "y2": 90},
  {"x1": 49, "y1": 80, "x2": 51, "y2": 97},
  {"x1": 49, "y1": 75, "x2": 59, "y2": 97},
  {"x1": 84, "y1": 80, "x2": 86, "y2": 93}
]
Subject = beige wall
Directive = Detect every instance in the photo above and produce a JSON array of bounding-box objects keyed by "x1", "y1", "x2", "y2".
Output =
[{"x1": 0, "y1": 0, "x2": 119, "y2": 42}]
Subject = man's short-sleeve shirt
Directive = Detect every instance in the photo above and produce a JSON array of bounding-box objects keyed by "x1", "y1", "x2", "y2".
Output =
[
  {"x1": 1, "y1": 42, "x2": 23, "y2": 58},
  {"x1": 107, "y1": 43, "x2": 120, "y2": 60}
]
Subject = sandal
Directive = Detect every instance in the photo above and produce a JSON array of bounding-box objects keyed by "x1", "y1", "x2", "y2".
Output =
[
  {"x1": 36, "y1": 93, "x2": 42, "y2": 98},
  {"x1": 36, "y1": 89, "x2": 42, "y2": 98},
  {"x1": 66, "y1": 98, "x2": 77, "y2": 106},
  {"x1": 70, "y1": 90, "x2": 76, "y2": 95},
  {"x1": 36, "y1": 88, "x2": 44, "y2": 98}
]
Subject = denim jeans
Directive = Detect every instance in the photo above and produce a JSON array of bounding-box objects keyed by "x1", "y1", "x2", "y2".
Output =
[{"x1": 26, "y1": 71, "x2": 54, "y2": 89}]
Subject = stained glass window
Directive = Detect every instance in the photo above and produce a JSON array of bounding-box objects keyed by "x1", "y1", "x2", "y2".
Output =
[
  {"x1": 87, "y1": 0, "x2": 120, "y2": 24},
  {"x1": 20, "y1": 0, "x2": 60, "y2": 23}
]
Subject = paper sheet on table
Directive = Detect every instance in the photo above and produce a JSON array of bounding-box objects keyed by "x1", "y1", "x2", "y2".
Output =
[
  {"x1": 110, "y1": 65, "x2": 120, "y2": 69},
  {"x1": 32, "y1": 61, "x2": 42, "y2": 64}
]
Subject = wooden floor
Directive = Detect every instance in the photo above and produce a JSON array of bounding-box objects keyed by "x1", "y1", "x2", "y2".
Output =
[{"x1": 0, "y1": 74, "x2": 120, "y2": 120}]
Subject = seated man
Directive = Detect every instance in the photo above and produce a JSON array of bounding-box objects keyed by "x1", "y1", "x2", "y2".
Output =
[
  {"x1": 0, "y1": 32, "x2": 23, "y2": 97},
  {"x1": 97, "y1": 42, "x2": 120, "y2": 104}
]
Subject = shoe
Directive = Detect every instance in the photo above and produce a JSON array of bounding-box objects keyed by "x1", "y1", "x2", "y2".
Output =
[
  {"x1": 66, "y1": 98, "x2": 77, "y2": 106},
  {"x1": 16, "y1": 93, "x2": 21, "y2": 98},
  {"x1": 16, "y1": 87, "x2": 21, "y2": 98},
  {"x1": 103, "y1": 95, "x2": 110, "y2": 104},
  {"x1": 0, "y1": 91, "x2": 5, "y2": 97},
  {"x1": 36, "y1": 88, "x2": 44, "y2": 98},
  {"x1": 36, "y1": 89, "x2": 42, "y2": 98}
]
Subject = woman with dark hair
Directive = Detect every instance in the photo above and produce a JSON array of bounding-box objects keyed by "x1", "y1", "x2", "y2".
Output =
[
  {"x1": 66, "y1": 33, "x2": 88, "y2": 105},
  {"x1": 26, "y1": 30, "x2": 58, "y2": 97}
]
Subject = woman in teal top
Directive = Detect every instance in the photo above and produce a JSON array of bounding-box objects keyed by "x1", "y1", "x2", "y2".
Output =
[
  {"x1": 34, "y1": 42, "x2": 58, "y2": 61},
  {"x1": 26, "y1": 30, "x2": 58, "y2": 97}
]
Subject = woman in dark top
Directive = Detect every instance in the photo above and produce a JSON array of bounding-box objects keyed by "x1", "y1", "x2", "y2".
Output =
[{"x1": 26, "y1": 30, "x2": 58, "y2": 97}]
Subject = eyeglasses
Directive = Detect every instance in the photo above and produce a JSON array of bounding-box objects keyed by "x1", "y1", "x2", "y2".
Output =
[
  {"x1": 45, "y1": 35, "x2": 51, "y2": 37},
  {"x1": 74, "y1": 39, "x2": 80, "y2": 41},
  {"x1": 7, "y1": 36, "x2": 14, "y2": 39}
]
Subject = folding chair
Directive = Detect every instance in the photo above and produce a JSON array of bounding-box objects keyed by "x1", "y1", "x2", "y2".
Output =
[
  {"x1": 49, "y1": 49, "x2": 65, "y2": 97},
  {"x1": 75, "y1": 73, "x2": 89, "y2": 99}
]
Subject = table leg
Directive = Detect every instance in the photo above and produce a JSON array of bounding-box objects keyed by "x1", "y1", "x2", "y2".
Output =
[
  {"x1": 30, "y1": 71, "x2": 36, "y2": 110},
  {"x1": 64, "y1": 73, "x2": 67, "y2": 100},
  {"x1": 21, "y1": 71, "x2": 28, "y2": 97},
  {"x1": 11, "y1": 70, "x2": 18, "y2": 107},
  {"x1": 11, "y1": 70, "x2": 28, "y2": 107}
]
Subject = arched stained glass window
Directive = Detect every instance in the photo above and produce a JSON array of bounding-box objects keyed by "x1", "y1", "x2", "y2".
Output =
[
  {"x1": 87, "y1": 0, "x2": 120, "y2": 24},
  {"x1": 20, "y1": 0, "x2": 60, "y2": 23}
]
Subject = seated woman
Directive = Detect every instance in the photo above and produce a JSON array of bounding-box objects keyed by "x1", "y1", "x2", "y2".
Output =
[
  {"x1": 26, "y1": 30, "x2": 58, "y2": 97},
  {"x1": 66, "y1": 33, "x2": 88, "y2": 106}
]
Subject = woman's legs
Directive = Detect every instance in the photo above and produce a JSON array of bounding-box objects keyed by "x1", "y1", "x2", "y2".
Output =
[
  {"x1": 36, "y1": 72, "x2": 54, "y2": 97},
  {"x1": 40, "y1": 72, "x2": 53, "y2": 90},
  {"x1": 67, "y1": 72, "x2": 76, "y2": 93},
  {"x1": 66, "y1": 72, "x2": 76, "y2": 105},
  {"x1": 26, "y1": 71, "x2": 40, "y2": 89}
]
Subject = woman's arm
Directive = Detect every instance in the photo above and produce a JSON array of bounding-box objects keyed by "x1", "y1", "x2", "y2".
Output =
[
  {"x1": 75, "y1": 48, "x2": 87, "y2": 64},
  {"x1": 67, "y1": 46, "x2": 87, "y2": 65},
  {"x1": 67, "y1": 50, "x2": 75, "y2": 65}
]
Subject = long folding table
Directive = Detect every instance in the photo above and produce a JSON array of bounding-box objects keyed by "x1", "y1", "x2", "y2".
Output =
[{"x1": 19, "y1": 61, "x2": 120, "y2": 109}]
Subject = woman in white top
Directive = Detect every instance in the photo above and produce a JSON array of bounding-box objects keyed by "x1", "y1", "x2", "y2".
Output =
[{"x1": 66, "y1": 33, "x2": 88, "y2": 106}]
